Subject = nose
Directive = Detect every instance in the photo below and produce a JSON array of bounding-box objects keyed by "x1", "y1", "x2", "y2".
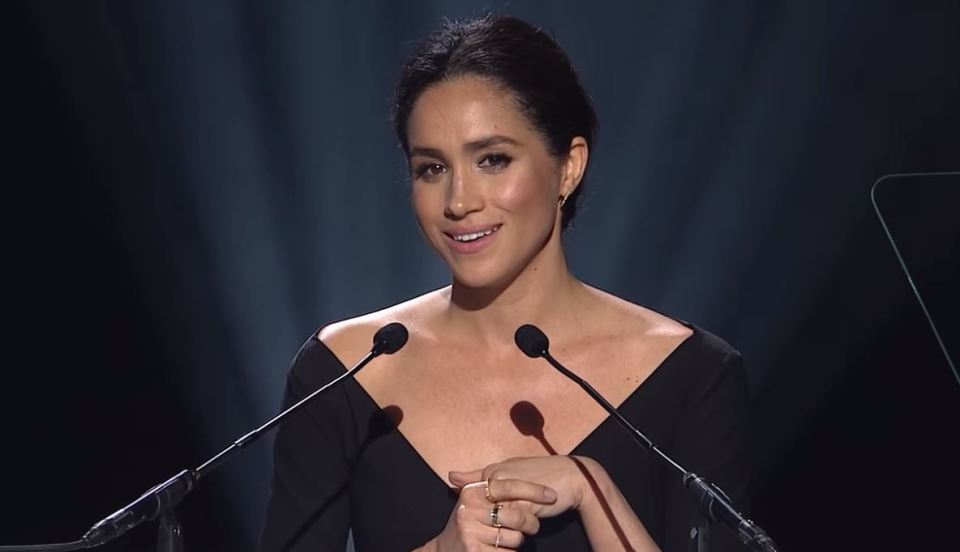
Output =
[{"x1": 444, "y1": 167, "x2": 484, "y2": 219}]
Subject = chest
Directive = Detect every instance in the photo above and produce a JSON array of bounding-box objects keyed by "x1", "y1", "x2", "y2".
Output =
[
  {"x1": 346, "y1": 357, "x2": 674, "y2": 552},
  {"x1": 355, "y1": 343, "x2": 669, "y2": 485}
]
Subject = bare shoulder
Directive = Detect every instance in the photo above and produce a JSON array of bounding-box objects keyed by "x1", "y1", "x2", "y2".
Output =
[
  {"x1": 564, "y1": 284, "x2": 696, "y2": 399},
  {"x1": 581, "y1": 284, "x2": 692, "y2": 340},
  {"x1": 317, "y1": 286, "x2": 449, "y2": 365}
]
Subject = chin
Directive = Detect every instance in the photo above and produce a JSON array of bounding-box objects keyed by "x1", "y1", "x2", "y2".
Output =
[
  {"x1": 450, "y1": 269, "x2": 501, "y2": 290},
  {"x1": 448, "y1": 261, "x2": 522, "y2": 292}
]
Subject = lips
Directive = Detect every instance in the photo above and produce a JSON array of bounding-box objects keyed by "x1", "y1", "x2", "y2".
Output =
[{"x1": 443, "y1": 224, "x2": 502, "y2": 254}]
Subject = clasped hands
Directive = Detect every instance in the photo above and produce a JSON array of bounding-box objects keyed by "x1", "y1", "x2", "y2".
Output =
[{"x1": 425, "y1": 455, "x2": 601, "y2": 551}]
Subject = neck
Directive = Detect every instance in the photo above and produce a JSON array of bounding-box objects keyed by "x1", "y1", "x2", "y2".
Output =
[{"x1": 443, "y1": 236, "x2": 585, "y2": 351}]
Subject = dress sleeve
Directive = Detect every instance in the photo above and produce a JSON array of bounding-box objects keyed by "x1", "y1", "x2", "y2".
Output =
[
  {"x1": 661, "y1": 345, "x2": 751, "y2": 552},
  {"x1": 259, "y1": 337, "x2": 356, "y2": 552}
]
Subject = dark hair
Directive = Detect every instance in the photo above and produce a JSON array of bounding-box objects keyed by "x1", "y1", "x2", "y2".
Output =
[{"x1": 393, "y1": 15, "x2": 598, "y2": 230}]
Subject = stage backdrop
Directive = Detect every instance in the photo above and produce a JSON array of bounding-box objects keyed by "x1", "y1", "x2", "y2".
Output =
[{"x1": 6, "y1": 1, "x2": 959, "y2": 551}]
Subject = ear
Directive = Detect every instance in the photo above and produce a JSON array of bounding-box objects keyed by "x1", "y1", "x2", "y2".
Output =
[{"x1": 560, "y1": 136, "x2": 589, "y2": 198}]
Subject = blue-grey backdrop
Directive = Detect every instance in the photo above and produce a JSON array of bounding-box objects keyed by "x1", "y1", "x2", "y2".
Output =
[{"x1": 5, "y1": 1, "x2": 958, "y2": 551}]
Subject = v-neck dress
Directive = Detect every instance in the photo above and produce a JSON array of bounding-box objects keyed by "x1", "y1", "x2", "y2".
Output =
[{"x1": 260, "y1": 324, "x2": 749, "y2": 552}]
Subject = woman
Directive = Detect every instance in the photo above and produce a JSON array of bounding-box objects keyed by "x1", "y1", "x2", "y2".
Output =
[{"x1": 261, "y1": 14, "x2": 748, "y2": 552}]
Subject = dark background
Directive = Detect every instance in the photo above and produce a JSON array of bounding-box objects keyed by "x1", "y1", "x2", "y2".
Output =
[{"x1": 5, "y1": 1, "x2": 959, "y2": 551}]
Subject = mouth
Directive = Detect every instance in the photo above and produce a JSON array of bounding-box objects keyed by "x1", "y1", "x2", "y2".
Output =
[{"x1": 444, "y1": 224, "x2": 502, "y2": 253}]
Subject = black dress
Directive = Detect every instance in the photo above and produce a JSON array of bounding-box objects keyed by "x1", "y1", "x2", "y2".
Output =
[{"x1": 260, "y1": 323, "x2": 750, "y2": 552}]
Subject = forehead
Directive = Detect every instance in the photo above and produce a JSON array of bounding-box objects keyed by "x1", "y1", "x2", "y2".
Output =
[{"x1": 406, "y1": 76, "x2": 536, "y2": 149}]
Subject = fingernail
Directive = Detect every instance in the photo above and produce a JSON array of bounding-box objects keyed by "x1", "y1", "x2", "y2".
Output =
[{"x1": 544, "y1": 488, "x2": 557, "y2": 501}]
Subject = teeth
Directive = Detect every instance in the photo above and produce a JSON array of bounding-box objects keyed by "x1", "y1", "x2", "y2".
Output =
[{"x1": 453, "y1": 227, "x2": 498, "y2": 242}]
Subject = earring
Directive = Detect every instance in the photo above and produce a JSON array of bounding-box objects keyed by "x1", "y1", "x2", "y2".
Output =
[{"x1": 558, "y1": 194, "x2": 567, "y2": 208}]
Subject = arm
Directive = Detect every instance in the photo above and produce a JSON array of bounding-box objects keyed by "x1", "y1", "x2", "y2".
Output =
[
  {"x1": 259, "y1": 337, "x2": 355, "y2": 552},
  {"x1": 573, "y1": 456, "x2": 661, "y2": 552},
  {"x1": 573, "y1": 345, "x2": 750, "y2": 551},
  {"x1": 662, "y1": 349, "x2": 750, "y2": 552}
]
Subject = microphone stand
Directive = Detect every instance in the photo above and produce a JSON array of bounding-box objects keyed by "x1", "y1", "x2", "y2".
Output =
[
  {"x1": 0, "y1": 323, "x2": 407, "y2": 552},
  {"x1": 157, "y1": 512, "x2": 183, "y2": 552}
]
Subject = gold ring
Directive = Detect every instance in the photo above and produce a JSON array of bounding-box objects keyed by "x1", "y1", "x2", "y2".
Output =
[
  {"x1": 495, "y1": 526, "x2": 502, "y2": 548},
  {"x1": 490, "y1": 503, "x2": 503, "y2": 527}
]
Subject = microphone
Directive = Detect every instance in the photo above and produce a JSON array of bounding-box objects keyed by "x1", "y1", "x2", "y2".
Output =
[
  {"x1": 373, "y1": 322, "x2": 409, "y2": 355},
  {"x1": 514, "y1": 324, "x2": 778, "y2": 552},
  {"x1": 0, "y1": 322, "x2": 409, "y2": 552}
]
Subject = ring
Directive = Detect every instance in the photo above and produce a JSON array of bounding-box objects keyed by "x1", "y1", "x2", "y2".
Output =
[
  {"x1": 484, "y1": 479, "x2": 492, "y2": 501},
  {"x1": 495, "y1": 526, "x2": 502, "y2": 548},
  {"x1": 490, "y1": 503, "x2": 503, "y2": 527}
]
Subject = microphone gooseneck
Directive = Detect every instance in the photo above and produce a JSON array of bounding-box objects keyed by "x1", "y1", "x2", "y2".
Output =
[
  {"x1": 514, "y1": 323, "x2": 778, "y2": 552},
  {"x1": 0, "y1": 323, "x2": 410, "y2": 552},
  {"x1": 192, "y1": 321, "x2": 409, "y2": 480},
  {"x1": 515, "y1": 324, "x2": 654, "y2": 451}
]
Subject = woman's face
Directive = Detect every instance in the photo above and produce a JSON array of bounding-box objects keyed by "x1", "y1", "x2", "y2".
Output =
[{"x1": 405, "y1": 76, "x2": 578, "y2": 289}]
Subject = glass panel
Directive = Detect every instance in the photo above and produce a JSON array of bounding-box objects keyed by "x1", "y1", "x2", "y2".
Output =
[{"x1": 871, "y1": 171, "x2": 959, "y2": 387}]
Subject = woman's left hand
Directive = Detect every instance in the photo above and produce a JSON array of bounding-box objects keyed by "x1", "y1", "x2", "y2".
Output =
[{"x1": 450, "y1": 455, "x2": 604, "y2": 519}]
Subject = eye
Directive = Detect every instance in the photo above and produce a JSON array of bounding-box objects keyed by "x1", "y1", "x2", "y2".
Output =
[
  {"x1": 413, "y1": 162, "x2": 447, "y2": 181},
  {"x1": 478, "y1": 153, "x2": 512, "y2": 172}
]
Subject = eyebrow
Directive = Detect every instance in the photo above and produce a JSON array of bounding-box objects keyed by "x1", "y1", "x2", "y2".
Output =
[
  {"x1": 409, "y1": 135, "x2": 522, "y2": 158},
  {"x1": 464, "y1": 135, "x2": 522, "y2": 151}
]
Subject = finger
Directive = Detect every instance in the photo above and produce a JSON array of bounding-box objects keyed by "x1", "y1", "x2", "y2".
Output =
[
  {"x1": 481, "y1": 502, "x2": 541, "y2": 535},
  {"x1": 487, "y1": 478, "x2": 558, "y2": 504},
  {"x1": 449, "y1": 469, "x2": 484, "y2": 487},
  {"x1": 457, "y1": 480, "x2": 488, "y2": 500},
  {"x1": 483, "y1": 525, "x2": 524, "y2": 550}
]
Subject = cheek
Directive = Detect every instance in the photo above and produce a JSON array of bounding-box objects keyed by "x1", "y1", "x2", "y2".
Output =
[
  {"x1": 495, "y1": 165, "x2": 559, "y2": 217},
  {"x1": 411, "y1": 183, "x2": 441, "y2": 235},
  {"x1": 410, "y1": 186, "x2": 428, "y2": 227}
]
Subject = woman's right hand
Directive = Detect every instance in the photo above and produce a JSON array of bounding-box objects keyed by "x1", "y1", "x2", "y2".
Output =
[{"x1": 422, "y1": 477, "x2": 558, "y2": 551}]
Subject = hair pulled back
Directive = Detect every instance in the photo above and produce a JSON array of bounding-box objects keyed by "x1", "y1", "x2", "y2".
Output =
[{"x1": 393, "y1": 14, "x2": 598, "y2": 230}]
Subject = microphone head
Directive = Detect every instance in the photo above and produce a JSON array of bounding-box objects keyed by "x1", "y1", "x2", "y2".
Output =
[
  {"x1": 372, "y1": 322, "x2": 408, "y2": 355},
  {"x1": 515, "y1": 324, "x2": 549, "y2": 358}
]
